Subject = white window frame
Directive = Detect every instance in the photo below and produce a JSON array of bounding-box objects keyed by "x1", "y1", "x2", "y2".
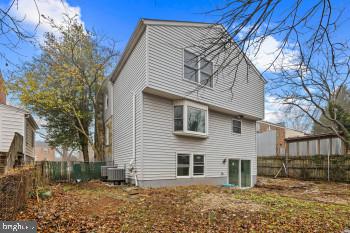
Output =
[
  {"x1": 173, "y1": 100, "x2": 209, "y2": 137},
  {"x1": 226, "y1": 157, "x2": 253, "y2": 188},
  {"x1": 105, "y1": 126, "x2": 110, "y2": 146},
  {"x1": 193, "y1": 154, "x2": 205, "y2": 177},
  {"x1": 104, "y1": 94, "x2": 109, "y2": 111},
  {"x1": 232, "y1": 118, "x2": 242, "y2": 134},
  {"x1": 183, "y1": 49, "x2": 214, "y2": 88},
  {"x1": 176, "y1": 152, "x2": 206, "y2": 178},
  {"x1": 176, "y1": 153, "x2": 191, "y2": 178}
]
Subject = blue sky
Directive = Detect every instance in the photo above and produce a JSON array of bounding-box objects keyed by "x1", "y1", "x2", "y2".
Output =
[
  {"x1": 0, "y1": 0, "x2": 349, "y2": 126},
  {"x1": 0, "y1": 0, "x2": 224, "y2": 69}
]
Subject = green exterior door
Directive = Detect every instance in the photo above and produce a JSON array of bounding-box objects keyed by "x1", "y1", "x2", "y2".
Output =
[
  {"x1": 241, "y1": 160, "x2": 251, "y2": 187},
  {"x1": 228, "y1": 159, "x2": 239, "y2": 186}
]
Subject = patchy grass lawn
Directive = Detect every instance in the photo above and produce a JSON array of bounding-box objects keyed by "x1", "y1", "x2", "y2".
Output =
[{"x1": 16, "y1": 177, "x2": 350, "y2": 232}]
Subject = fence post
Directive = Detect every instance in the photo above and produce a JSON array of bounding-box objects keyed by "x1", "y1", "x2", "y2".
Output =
[
  {"x1": 285, "y1": 142, "x2": 289, "y2": 177},
  {"x1": 328, "y1": 139, "x2": 331, "y2": 181}
]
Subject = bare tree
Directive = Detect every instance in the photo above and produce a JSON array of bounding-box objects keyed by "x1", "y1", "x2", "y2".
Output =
[
  {"x1": 272, "y1": 48, "x2": 350, "y2": 147},
  {"x1": 0, "y1": 0, "x2": 40, "y2": 65},
  {"x1": 192, "y1": 0, "x2": 350, "y2": 147}
]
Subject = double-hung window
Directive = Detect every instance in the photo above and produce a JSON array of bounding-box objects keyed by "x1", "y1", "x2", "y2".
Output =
[
  {"x1": 104, "y1": 94, "x2": 109, "y2": 111},
  {"x1": 105, "y1": 126, "x2": 110, "y2": 146},
  {"x1": 176, "y1": 153, "x2": 205, "y2": 177},
  {"x1": 193, "y1": 154, "x2": 204, "y2": 176},
  {"x1": 174, "y1": 106, "x2": 184, "y2": 131},
  {"x1": 184, "y1": 50, "x2": 198, "y2": 83},
  {"x1": 232, "y1": 119, "x2": 242, "y2": 134},
  {"x1": 177, "y1": 154, "x2": 190, "y2": 177},
  {"x1": 174, "y1": 100, "x2": 208, "y2": 137},
  {"x1": 184, "y1": 50, "x2": 213, "y2": 87}
]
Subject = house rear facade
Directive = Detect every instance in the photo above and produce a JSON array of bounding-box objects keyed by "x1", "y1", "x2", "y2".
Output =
[
  {"x1": 110, "y1": 19, "x2": 265, "y2": 187},
  {"x1": 0, "y1": 109, "x2": 38, "y2": 163}
]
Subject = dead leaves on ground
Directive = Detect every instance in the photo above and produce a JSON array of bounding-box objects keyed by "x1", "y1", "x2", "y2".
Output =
[{"x1": 16, "y1": 178, "x2": 350, "y2": 232}]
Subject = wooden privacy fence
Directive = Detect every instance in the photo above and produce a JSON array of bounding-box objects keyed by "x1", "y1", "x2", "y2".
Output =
[{"x1": 258, "y1": 155, "x2": 350, "y2": 183}]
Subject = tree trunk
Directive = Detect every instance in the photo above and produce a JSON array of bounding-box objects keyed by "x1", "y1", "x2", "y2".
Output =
[
  {"x1": 94, "y1": 93, "x2": 105, "y2": 161},
  {"x1": 81, "y1": 136, "x2": 89, "y2": 162},
  {"x1": 78, "y1": 118, "x2": 90, "y2": 162},
  {"x1": 62, "y1": 146, "x2": 68, "y2": 162}
]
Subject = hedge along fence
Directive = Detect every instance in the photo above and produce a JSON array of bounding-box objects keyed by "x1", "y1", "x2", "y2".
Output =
[
  {"x1": 40, "y1": 161, "x2": 106, "y2": 182},
  {"x1": 0, "y1": 161, "x2": 106, "y2": 220},
  {"x1": 0, "y1": 166, "x2": 48, "y2": 220},
  {"x1": 258, "y1": 155, "x2": 350, "y2": 183}
]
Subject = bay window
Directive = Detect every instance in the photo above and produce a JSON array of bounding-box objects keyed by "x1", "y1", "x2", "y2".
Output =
[
  {"x1": 174, "y1": 100, "x2": 208, "y2": 137},
  {"x1": 174, "y1": 105, "x2": 183, "y2": 131},
  {"x1": 187, "y1": 107, "x2": 206, "y2": 133}
]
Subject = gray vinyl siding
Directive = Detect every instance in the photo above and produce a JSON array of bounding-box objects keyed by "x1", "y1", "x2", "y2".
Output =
[
  {"x1": 0, "y1": 105, "x2": 25, "y2": 153},
  {"x1": 25, "y1": 119, "x2": 35, "y2": 158},
  {"x1": 146, "y1": 25, "x2": 264, "y2": 120},
  {"x1": 103, "y1": 80, "x2": 113, "y2": 122},
  {"x1": 112, "y1": 31, "x2": 147, "y2": 178},
  {"x1": 141, "y1": 93, "x2": 257, "y2": 181}
]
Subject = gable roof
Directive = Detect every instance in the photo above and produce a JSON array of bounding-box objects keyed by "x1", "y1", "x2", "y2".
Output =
[{"x1": 110, "y1": 18, "x2": 267, "y2": 84}]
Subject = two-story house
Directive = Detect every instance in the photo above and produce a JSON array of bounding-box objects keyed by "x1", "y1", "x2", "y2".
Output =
[{"x1": 110, "y1": 19, "x2": 265, "y2": 187}]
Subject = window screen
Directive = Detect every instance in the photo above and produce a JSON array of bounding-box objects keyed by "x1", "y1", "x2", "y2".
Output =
[
  {"x1": 233, "y1": 119, "x2": 241, "y2": 134},
  {"x1": 177, "y1": 154, "x2": 190, "y2": 176}
]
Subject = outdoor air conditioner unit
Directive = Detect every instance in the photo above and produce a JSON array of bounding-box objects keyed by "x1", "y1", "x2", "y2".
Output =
[
  {"x1": 107, "y1": 167, "x2": 125, "y2": 182},
  {"x1": 101, "y1": 165, "x2": 116, "y2": 178}
]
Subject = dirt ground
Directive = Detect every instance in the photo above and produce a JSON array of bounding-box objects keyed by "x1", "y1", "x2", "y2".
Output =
[{"x1": 16, "y1": 177, "x2": 350, "y2": 232}]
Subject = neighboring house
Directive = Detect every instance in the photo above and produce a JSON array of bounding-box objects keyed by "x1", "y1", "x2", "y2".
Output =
[
  {"x1": 110, "y1": 19, "x2": 265, "y2": 187},
  {"x1": 35, "y1": 141, "x2": 56, "y2": 161},
  {"x1": 0, "y1": 74, "x2": 38, "y2": 163},
  {"x1": 285, "y1": 133, "x2": 349, "y2": 156},
  {"x1": 100, "y1": 78, "x2": 113, "y2": 162},
  {"x1": 257, "y1": 121, "x2": 306, "y2": 156}
]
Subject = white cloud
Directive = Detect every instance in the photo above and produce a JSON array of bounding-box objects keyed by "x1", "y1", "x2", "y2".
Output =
[
  {"x1": 10, "y1": 0, "x2": 82, "y2": 35},
  {"x1": 247, "y1": 35, "x2": 299, "y2": 73},
  {"x1": 264, "y1": 95, "x2": 285, "y2": 123},
  {"x1": 264, "y1": 95, "x2": 313, "y2": 132}
]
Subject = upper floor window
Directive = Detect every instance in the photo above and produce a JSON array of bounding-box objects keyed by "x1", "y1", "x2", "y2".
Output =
[
  {"x1": 173, "y1": 100, "x2": 208, "y2": 137},
  {"x1": 105, "y1": 126, "x2": 110, "y2": 146},
  {"x1": 31, "y1": 130, "x2": 35, "y2": 147},
  {"x1": 233, "y1": 119, "x2": 242, "y2": 134},
  {"x1": 104, "y1": 94, "x2": 109, "y2": 111},
  {"x1": 184, "y1": 50, "x2": 213, "y2": 87}
]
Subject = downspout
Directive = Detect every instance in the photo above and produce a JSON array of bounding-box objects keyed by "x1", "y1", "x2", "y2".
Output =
[
  {"x1": 132, "y1": 92, "x2": 138, "y2": 186},
  {"x1": 327, "y1": 138, "x2": 330, "y2": 181}
]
